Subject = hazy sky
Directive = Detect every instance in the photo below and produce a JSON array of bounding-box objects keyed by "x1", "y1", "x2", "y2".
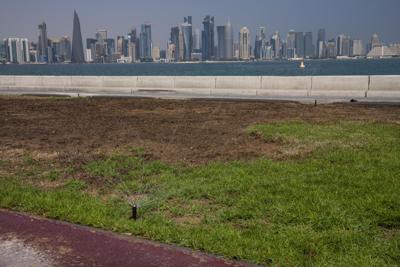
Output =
[{"x1": 1, "y1": 0, "x2": 400, "y2": 49}]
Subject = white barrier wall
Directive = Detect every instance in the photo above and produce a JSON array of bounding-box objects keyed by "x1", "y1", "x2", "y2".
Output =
[
  {"x1": 368, "y1": 76, "x2": 400, "y2": 98},
  {"x1": 0, "y1": 75, "x2": 399, "y2": 99},
  {"x1": 137, "y1": 76, "x2": 174, "y2": 90},
  {"x1": 311, "y1": 76, "x2": 369, "y2": 98},
  {"x1": 214, "y1": 77, "x2": 260, "y2": 96},
  {"x1": 259, "y1": 76, "x2": 311, "y2": 97},
  {"x1": 174, "y1": 76, "x2": 214, "y2": 94}
]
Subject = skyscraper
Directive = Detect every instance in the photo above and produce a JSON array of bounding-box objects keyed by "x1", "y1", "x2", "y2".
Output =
[
  {"x1": 117, "y1": 36, "x2": 125, "y2": 55},
  {"x1": 326, "y1": 39, "x2": 337, "y2": 58},
  {"x1": 38, "y1": 22, "x2": 48, "y2": 62},
  {"x1": 286, "y1": 30, "x2": 296, "y2": 59},
  {"x1": 5, "y1": 38, "x2": 30, "y2": 64},
  {"x1": 71, "y1": 10, "x2": 85, "y2": 63},
  {"x1": 0, "y1": 42, "x2": 6, "y2": 61},
  {"x1": 271, "y1": 32, "x2": 281, "y2": 59},
  {"x1": 60, "y1": 36, "x2": 72, "y2": 62},
  {"x1": 225, "y1": 21, "x2": 233, "y2": 60},
  {"x1": 202, "y1": 16, "x2": 215, "y2": 61},
  {"x1": 181, "y1": 18, "x2": 193, "y2": 61},
  {"x1": 337, "y1": 34, "x2": 351, "y2": 57},
  {"x1": 217, "y1": 26, "x2": 226, "y2": 60},
  {"x1": 351, "y1": 40, "x2": 364, "y2": 56},
  {"x1": 304, "y1": 32, "x2": 313, "y2": 58},
  {"x1": 139, "y1": 24, "x2": 152, "y2": 62},
  {"x1": 295, "y1": 32, "x2": 304, "y2": 58},
  {"x1": 239, "y1": 27, "x2": 250, "y2": 60},
  {"x1": 317, "y1": 29, "x2": 326, "y2": 58},
  {"x1": 170, "y1": 26, "x2": 181, "y2": 62},
  {"x1": 193, "y1": 28, "x2": 201, "y2": 52},
  {"x1": 254, "y1": 26, "x2": 267, "y2": 60}
]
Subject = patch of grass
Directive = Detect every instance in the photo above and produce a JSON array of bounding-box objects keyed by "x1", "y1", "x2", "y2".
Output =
[{"x1": 1, "y1": 121, "x2": 399, "y2": 266}]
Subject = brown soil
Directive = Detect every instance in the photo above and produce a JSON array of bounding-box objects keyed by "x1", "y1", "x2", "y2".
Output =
[{"x1": 1, "y1": 96, "x2": 399, "y2": 166}]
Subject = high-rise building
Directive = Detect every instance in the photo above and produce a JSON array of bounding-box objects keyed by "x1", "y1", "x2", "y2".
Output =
[
  {"x1": 337, "y1": 34, "x2": 351, "y2": 57},
  {"x1": 95, "y1": 29, "x2": 107, "y2": 60},
  {"x1": 239, "y1": 27, "x2": 250, "y2": 60},
  {"x1": 193, "y1": 28, "x2": 202, "y2": 51},
  {"x1": 106, "y1": 38, "x2": 115, "y2": 56},
  {"x1": 316, "y1": 29, "x2": 326, "y2": 58},
  {"x1": 38, "y1": 22, "x2": 48, "y2": 62},
  {"x1": 304, "y1": 32, "x2": 313, "y2": 58},
  {"x1": 170, "y1": 26, "x2": 180, "y2": 62},
  {"x1": 271, "y1": 31, "x2": 281, "y2": 59},
  {"x1": 202, "y1": 16, "x2": 215, "y2": 61},
  {"x1": 0, "y1": 41, "x2": 6, "y2": 61},
  {"x1": 178, "y1": 29, "x2": 184, "y2": 61},
  {"x1": 225, "y1": 21, "x2": 233, "y2": 60},
  {"x1": 117, "y1": 36, "x2": 125, "y2": 55},
  {"x1": 326, "y1": 39, "x2": 337, "y2": 58},
  {"x1": 295, "y1": 32, "x2": 304, "y2": 58},
  {"x1": 59, "y1": 36, "x2": 71, "y2": 62},
  {"x1": 128, "y1": 42, "x2": 137, "y2": 62},
  {"x1": 48, "y1": 37, "x2": 60, "y2": 63},
  {"x1": 71, "y1": 10, "x2": 85, "y2": 63},
  {"x1": 152, "y1": 46, "x2": 160, "y2": 61},
  {"x1": 254, "y1": 26, "x2": 267, "y2": 60},
  {"x1": 217, "y1": 26, "x2": 226, "y2": 60},
  {"x1": 368, "y1": 33, "x2": 382, "y2": 53},
  {"x1": 139, "y1": 24, "x2": 152, "y2": 62},
  {"x1": 351, "y1": 39, "x2": 364, "y2": 56},
  {"x1": 5, "y1": 38, "x2": 30, "y2": 64},
  {"x1": 127, "y1": 29, "x2": 140, "y2": 59},
  {"x1": 181, "y1": 19, "x2": 193, "y2": 61},
  {"x1": 86, "y1": 38, "x2": 96, "y2": 62},
  {"x1": 286, "y1": 30, "x2": 296, "y2": 59}
]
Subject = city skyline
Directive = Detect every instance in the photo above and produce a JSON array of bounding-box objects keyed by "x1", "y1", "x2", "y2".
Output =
[{"x1": 1, "y1": 0, "x2": 400, "y2": 49}]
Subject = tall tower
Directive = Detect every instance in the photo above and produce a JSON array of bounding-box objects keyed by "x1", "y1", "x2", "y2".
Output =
[
  {"x1": 317, "y1": 29, "x2": 326, "y2": 58},
  {"x1": 71, "y1": 10, "x2": 85, "y2": 63},
  {"x1": 140, "y1": 24, "x2": 152, "y2": 62},
  {"x1": 202, "y1": 16, "x2": 215, "y2": 61},
  {"x1": 239, "y1": 27, "x2": 250, "y2": 60},
  {"x1": 224, "y1": 21, "x2": 233, "y2": 60},
  {"x1": 38, "y1": 22, "x2": 48, "y2": 62},
  {"x1": 181, "y1": 22, "x2": 192, "y2": 61}
]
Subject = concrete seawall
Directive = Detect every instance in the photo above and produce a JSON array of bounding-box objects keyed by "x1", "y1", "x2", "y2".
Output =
[{"x1": 0, "y1": 75, "x2": 399, "y2": 100}]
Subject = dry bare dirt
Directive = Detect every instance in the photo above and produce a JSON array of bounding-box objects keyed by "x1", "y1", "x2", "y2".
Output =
[{"x1": 1, "y1": 96, "x2": 399, "y2": 166}]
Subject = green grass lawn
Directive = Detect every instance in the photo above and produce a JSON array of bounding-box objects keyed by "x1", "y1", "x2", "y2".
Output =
[{"x1": 1, "y1": 121, "x2": 399, "y2": 266}]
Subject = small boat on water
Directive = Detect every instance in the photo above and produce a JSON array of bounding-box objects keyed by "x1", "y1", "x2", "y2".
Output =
[{"x1": 299, "y1": 60, "x2": 306, "y2": 69}]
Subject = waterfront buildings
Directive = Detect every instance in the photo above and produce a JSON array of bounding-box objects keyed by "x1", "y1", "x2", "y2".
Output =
[
  {"x1": 71, "y1": 10, "x2": 85, "y2": 63},
  {"x1": 202, "y1": 16, "x2": 215, "y2": 61},
  {"x1": 38, "y1": 22, "x2": 48, "y2": 62},
  {"x1": 140, "y1": 24, "x2": 152, "y2": 62},
  {"x1": 217, "y1": 21, "x2": 234, "y2": 60},
  {"x1": 337, "y1": 35, "x2": 351, "y2": 57},
  {"x1": 316, "y1": 29, "x2": 326, "y2": 58},
  {"x1": 3, "y1": 38, "x2": 30, "y2": 63},
  {"x1": 351, "y1": 40, "x2": 364, "y2": 57},
  {"x1": 304, "y1": 32, "x2": 314, "y2": 58},
  {"x1": 3, "y1": 13, "x2": 400, "y2": 64},
  {"x1": 239, "y1": 27, "x2": 250, "y2": 60},
  {"x1": 193, "y1": 28, "x2": 201, "y2": 51},
  {"x1": 295, "y1": 32, "x2": 304, "y2": 58},
  {"x1": 326, "y1": 39, "x2": 337, "y2": 58},
  {"x1": 286, "y1": 30, "x2": 296, "y2": 59},
  {"x1": 181, "y1": 18, "x2": 193, "y2": 61}
]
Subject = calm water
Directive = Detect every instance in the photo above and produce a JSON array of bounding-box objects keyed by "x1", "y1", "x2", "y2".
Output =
[{"x1": 0, "y1": 59, "x2": 400, "y2": 76}]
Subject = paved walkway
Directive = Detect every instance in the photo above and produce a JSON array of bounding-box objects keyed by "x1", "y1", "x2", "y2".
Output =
[{"x1": 0, "y1": 210, "x2": 255, "y2": 267}]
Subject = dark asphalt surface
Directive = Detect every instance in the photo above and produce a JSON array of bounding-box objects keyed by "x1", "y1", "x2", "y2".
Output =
[{"x1": 0, "y1": 210, "x2": 256, "y2": 267}]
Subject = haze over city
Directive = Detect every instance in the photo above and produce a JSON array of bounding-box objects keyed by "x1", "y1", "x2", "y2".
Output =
[{"x1": 1, "y1": 0, "x2": 400, "y2": 48}]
